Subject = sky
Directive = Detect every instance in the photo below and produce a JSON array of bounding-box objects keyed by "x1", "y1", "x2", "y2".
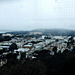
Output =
[{"x1": 0, "y1": 0, "x2": 75, "y2": 31}]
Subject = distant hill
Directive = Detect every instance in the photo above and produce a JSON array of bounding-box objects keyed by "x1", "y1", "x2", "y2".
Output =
[
  {"x1": 31, "y1": 29, "x2": 75, "y2": 36},
  {"x1": 6, "y1": 31, "x2": 30, "y2": 34},
  {"x1": 6, "y1": 29, "x2": 75, "y2": 36}
]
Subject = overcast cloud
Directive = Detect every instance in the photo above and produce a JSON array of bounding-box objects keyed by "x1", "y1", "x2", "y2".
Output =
[{"x1": 0, "y1": 0, "x2": 75, "y2": 31}]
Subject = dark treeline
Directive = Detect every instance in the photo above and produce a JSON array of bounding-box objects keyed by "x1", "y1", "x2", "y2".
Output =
[
  {"x1": 6, "y1": 31, "x2": 29, "y2": 35},
  {"x1": 0, "y1": 36, "x2": 11, "y2": 42},
  {"x1": 0, "y1": 49, "x2": 75, "y2": 75}
]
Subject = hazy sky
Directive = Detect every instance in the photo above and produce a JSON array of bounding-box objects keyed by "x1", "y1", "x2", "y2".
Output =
[{"x1": 0, "y1": 0, "x2": 75, "y2": 31}]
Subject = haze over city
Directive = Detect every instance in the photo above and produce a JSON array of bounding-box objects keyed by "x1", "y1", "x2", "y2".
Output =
[
  {"x1": 0, "y1": 1, "x2": 75, "y2": 75},
  {"x1": 0, "y1": 0, "x2": 75, "y2": 31}
]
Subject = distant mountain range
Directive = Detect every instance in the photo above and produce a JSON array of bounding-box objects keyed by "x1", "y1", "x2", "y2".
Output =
[{"x1": 4, "y1": 29, "x2": 75, "y2": 36}]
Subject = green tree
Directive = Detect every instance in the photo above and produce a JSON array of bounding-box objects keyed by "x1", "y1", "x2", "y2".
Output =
[{"x1": 9, "y1": 43, "x2": 18, "y2": 51}]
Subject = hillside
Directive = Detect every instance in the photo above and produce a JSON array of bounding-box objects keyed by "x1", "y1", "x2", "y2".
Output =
[{"x1": 6, "y1": 29, "x2": 75, "y2": 36}]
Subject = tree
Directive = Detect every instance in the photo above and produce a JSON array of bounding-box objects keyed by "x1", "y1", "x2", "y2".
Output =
[
  {"x1": 53, "y1": 46, "x2": 57, "y2": 55},
  {"x1": 4, "y1": 36, "x2": 11, "y2": 41},
  {"x1": 9, "y1": 43, "x2": 18, "y2": 51},
  {"x1": 21, "y1": 52, "x2": 26, "y2": 60},
  {"x1": 0, "y1": 61, "x2": 46, "y2": 75}
]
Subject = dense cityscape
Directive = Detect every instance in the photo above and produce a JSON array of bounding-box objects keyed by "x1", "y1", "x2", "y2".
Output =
[
  {"x1": 0, "y1": 29, "x2": 75, "y2": 75},
  {"x1": 0, "y1": 0, "x2": 75, "y2": 75}
]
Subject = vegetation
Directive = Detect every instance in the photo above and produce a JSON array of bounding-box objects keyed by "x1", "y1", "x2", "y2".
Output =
[
  {"x1": 9, "y1": 43, "x2": 18, "y2": 51},
  {"x1": 0, "y1": 49, "x2": 75, "y2": 75},
  {"x1": 0, "y1": 36, "x2": 11, "y2": 42}
]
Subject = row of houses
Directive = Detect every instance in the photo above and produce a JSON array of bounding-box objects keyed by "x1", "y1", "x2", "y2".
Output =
[{"x1": 0, "y1": 35, "x2": 75, "y2": 60}]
